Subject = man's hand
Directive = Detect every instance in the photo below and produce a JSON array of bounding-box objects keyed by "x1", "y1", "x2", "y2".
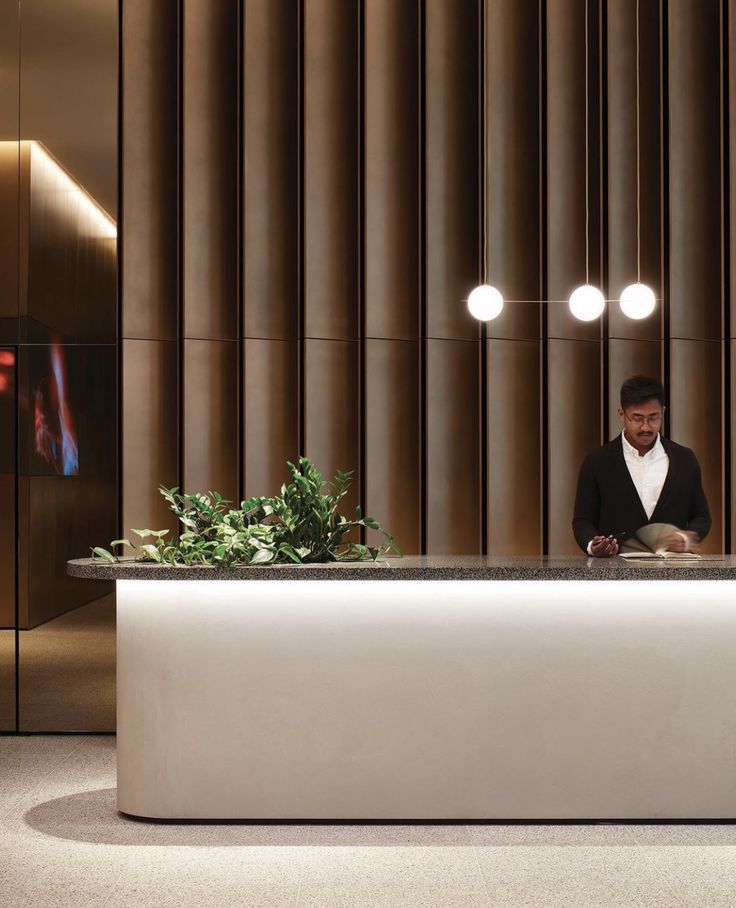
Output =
[
  {"x1": 589, "y1": 535, "x2": 620, "y2": 558},
  {"x1": 661, "y1": 530, "x2": 700, "y2": 553}
]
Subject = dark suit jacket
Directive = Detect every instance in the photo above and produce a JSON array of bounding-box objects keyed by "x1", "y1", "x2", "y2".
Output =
[{"x1": 572, "y1": 434, "x2": 711, "y2": 553}]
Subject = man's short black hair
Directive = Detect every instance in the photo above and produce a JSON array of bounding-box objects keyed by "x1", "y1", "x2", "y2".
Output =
[{"x1": 620, "y1": 375, "x2": 665, "y2": 409}]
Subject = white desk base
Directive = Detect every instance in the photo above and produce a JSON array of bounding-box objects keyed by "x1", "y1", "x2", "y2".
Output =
[{"x1": 117, "y1": 579, "x2": 736, "y2": 820}]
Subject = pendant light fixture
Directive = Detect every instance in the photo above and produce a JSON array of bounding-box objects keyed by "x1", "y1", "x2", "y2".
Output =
[
  {"x1": 468, "y1": 3, "x2": 503, "y2": 322},
  {"x1": 569, "y1": 0, "x2": 605, "y2": 321},
  {"x1": 619, "y1": 0, "x2": 656, "y2": 319}
]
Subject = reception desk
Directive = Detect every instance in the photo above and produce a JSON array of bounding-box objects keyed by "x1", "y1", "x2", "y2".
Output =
[{"x1": 68, "y1": 556, "x2": 736, "y2": 821}]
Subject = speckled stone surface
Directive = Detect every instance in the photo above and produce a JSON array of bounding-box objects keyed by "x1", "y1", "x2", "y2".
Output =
[{"x1": 67, "y1": 554, "x2": 736, "y2": 582}]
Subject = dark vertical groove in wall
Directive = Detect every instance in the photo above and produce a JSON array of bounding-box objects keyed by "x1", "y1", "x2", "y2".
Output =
[
  {"x1": 600, "y1": 0, "x2": 610, "y2": 438},
  {"x1": 297, "y1": 0, "x2": 306, "y2": 457},
  {"x1": 358, "y1": 0, "x2": 366, "y2": 542},
  {"x1": 117, "y1": 0, "x2": 123, "y2": 537},
  {"x1": 478, "y1": 0, "x2": 488, "y2": 556},
  {"x1": 540, "y1": 0, "x2": 549, "y2": 556},
  {"x1": 660, "y1": 0, "x2": 671, "y2": 423},
  {"x1": 237, "y1": 0, "x2": 244, "y2": 504},
  {"x1": 177, "y1": 0, "x2": 184, "y2": 492},
  {"x1": 722, "y1": 0, "x2": 732, "y2": 553},
  {"x1": 419, "y1": 0, "x2": 427, "y2": 556}
]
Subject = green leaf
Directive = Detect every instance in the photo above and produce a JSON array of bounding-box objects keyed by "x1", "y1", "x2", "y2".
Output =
[
  {"x1": 139, "y1": 544, "x2": 162, "y2": 562},
  {"x1": 109, "y1": 539, "x2": 132, "y2": 548},
  {"x1": 91, "y1": 546, "x2": 115, "y2": 563},
  {"x1": 250, "y1": 548, "x2": 274, "y2": 564}
]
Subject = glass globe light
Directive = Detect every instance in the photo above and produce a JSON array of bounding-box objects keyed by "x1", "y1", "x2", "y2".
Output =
[
  {"x1": 467, "y1": 284, "x2": 503, "y2": 321},
  {"x1": 568, "y1": 284, "x2": 605, "y2": 321},
  {"x1": 619, "y1": 282, "x2": 656, "y2": 320}
]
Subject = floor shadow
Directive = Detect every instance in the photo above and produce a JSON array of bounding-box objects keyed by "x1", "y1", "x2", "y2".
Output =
[{"x1": 23, "y1": 789, "x2": 312, "y2": 846}]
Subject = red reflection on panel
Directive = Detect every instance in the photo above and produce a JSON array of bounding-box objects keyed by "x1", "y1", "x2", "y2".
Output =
[
  {"x1": 34, "y1": 344, "x2": 79, "y2": 476},
  {"x1": 0, "y1": 349, "x2": 14, "y2": 395}
]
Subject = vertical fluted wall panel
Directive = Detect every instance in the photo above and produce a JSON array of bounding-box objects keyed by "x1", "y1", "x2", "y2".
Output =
[
  {"x1": 426, "y1": 340, "x2": 480, "y2": 553},
  {"x1": 243, "y1": 0, "x2": 298, "y2": 341},
  {"x1": 669, "y1": 0, "x2": 722, "y2": 343},
  {"x1": 242, "y1": 0, "x2": 300, "y2": 501},
  {"x1": 547, "y1": 0, "x2": 601, "y2": 341},
  {"x1": 425, "y1": 0, "x2": 480, "y2": 553},
  {"x1": 304, "y1": 0, "x2": 359, "y2": 341},
  {"x1": 606, "y1": 0, "x2": 663, "y2": 437},
  {"x1": 670, "y1": 340, "x2": 723, "y2": 554},
  {"x1": 121, "y1": 0, "x2": 179, "y2": 540},
  {"x1": 122, "y1": 339, "x2": 178, "y2": 537},
  {"x1": 546, "y1": 0, "x2": 602, "y2": 555},
  {"x1": 668, "y1": 0, "x2": 723, "y2": 552},
  {"x1": 122, "y1": 0, "x2": 178, "y2": 341},
  {"x1": 487, "y1": 339, "x2": 541, "y2": 554},
  {"x1": 364, "y1": 0, "x2": 419, "y2": 341},
  {"x1": 363, "y1": 0, "x2": 421, "y2": 552},
  {"x1": 121, "y1": 0, "x2": 735, "y2": 557},
  {"x1": 182, "y1": 0, "x2": 239, "y2": 341},
  {"x1": 485, "y1": 0, "x2": 542, "y2": 554},
  {"x1": 181, "y1": 0, "x2": 240, "y2": 500},
  {"x1": 243, "y1": 339, "x2": 299, "y2": 499},
  {"x1": 426, "y1": 0, "x2": 479, "y2": 341},
  {"x1": 182, "y1": 339, "x2": 239, "y2": 502},
  {"x1": 365, "y1": 340, "x2": 420, "y2": 554},
  {"x1": 304, "y1": 340, "x2": 360, "y2": 514},
  {"x1": 730, "y1": 0, "x2": 736, "y2": 552}
]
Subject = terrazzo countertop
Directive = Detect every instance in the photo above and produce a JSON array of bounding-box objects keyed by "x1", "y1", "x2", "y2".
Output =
[{"x1": 67, "y1": 554, "x2": 736, "y2": 581}]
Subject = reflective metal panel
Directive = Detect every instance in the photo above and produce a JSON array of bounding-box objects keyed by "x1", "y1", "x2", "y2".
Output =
[
  {"x1": 0, "y1": 347, "x2": 15, "y2": 730},
  {"x1": 18, "y1": 344, "x2": 116, "y2": 731},
  {"x1": 15, "y1": 0, "x2": 118, "y2": 732}
]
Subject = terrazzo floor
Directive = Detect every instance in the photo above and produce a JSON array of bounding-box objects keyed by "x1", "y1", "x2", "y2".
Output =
[{"x1": 1, "y1": 736, "x2": 736, "y2": 907}]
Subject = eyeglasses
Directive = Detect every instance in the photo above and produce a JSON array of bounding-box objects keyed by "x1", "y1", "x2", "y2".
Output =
[{"x1": 625, "y1": 413, "x2": 663, "y2": 427}]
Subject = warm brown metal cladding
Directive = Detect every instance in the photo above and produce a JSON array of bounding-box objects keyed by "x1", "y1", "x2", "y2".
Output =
[{"x1": 123, "y1": 0, "x2": 732, "y2": 557}]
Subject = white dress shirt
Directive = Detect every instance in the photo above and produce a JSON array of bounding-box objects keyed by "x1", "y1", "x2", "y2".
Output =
[
  {"x1": 586, "y1": 432, "x2": 675, "y2": 554},
  {"x1": 620, "y1": 431, "x2": 669, "y2": 519}
]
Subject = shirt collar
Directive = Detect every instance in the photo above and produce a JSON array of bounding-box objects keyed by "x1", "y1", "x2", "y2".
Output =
[{"x1": 621, "y1": 430, "x2": 663, "y2": 460}]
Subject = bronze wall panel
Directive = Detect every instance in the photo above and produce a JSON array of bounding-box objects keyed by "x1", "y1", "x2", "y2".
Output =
[
  {"x1": 0, "y1": 143, "x2": 18, "y2": 335},
  {"x1": 486, "y1": 0, "x2": 540, "y2": 342},
  {"x1": 243, "y1": 0, "x2": 298, "y2": 341},
  {"x1": 122, "y1": 0, "x2": 178, "y2": 342},
  {"x1": 364, "y1": 0, "x2": 419, "y2": 341},
  {"x1": 606, "y1": 0, "x2": 661, "y2": 339},
  {"x1": 487, "y1": 339, "x2": 541, "y2": 554},
  {"x1": 547, "y1": 0, "x2": 600, "y2": 341},
  {"x1": 182, "y1": 0, "x2": 238, "y2": 341},
  {"x1": 304, "y1": 339, "x2": 359, "y2": 514},
  {"x1": 426, "y1": 338, "x2": 480, "y2": 553},
  {"x1": 669, "y1": 339, "x2": 723, "y2": 555},
  {"x1": 182, "y1": 339, "x2": 239, "y2": 501},
  {"x1": 426, "y1": 0, "x2": 479, "y2": 341},
  {"x1": 732, "y1": 340, "x2": 736, "y2": 552},
  {"x1": 607, "y1": 339, "x2": 661, "y2": 440},
  {"x1": 365, "y1": 339, "x2": 420, "y2": 554},
  {"x1": 0, "y1": 0, "x2": 19, "y2": 335},
  {"x1": 548, "y1": 338, "x2": 601, "y2": 555},
  {"x1": 122, "y1": 339, "x2": 179, "y2": 537},
  {"x1": 304, "y1": 0, "x2": 359, "y2": 341},
  {"x1": 668, "y1": 0, "x2": 722, "y2": 341},
  {"x1": 0, "y1": 476, "x2": 13, "y2": 627},
  {"x1": 243, "y1": 339, "x2": 299, "y2": 499},
  {"x1": 732, "y1": 0, "x2": 736, "y2": 345}
]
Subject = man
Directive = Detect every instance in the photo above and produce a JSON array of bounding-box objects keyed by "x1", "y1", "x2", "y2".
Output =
[{"x1": 572, "y1": 375, "x2": 711, "y2": 557}]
